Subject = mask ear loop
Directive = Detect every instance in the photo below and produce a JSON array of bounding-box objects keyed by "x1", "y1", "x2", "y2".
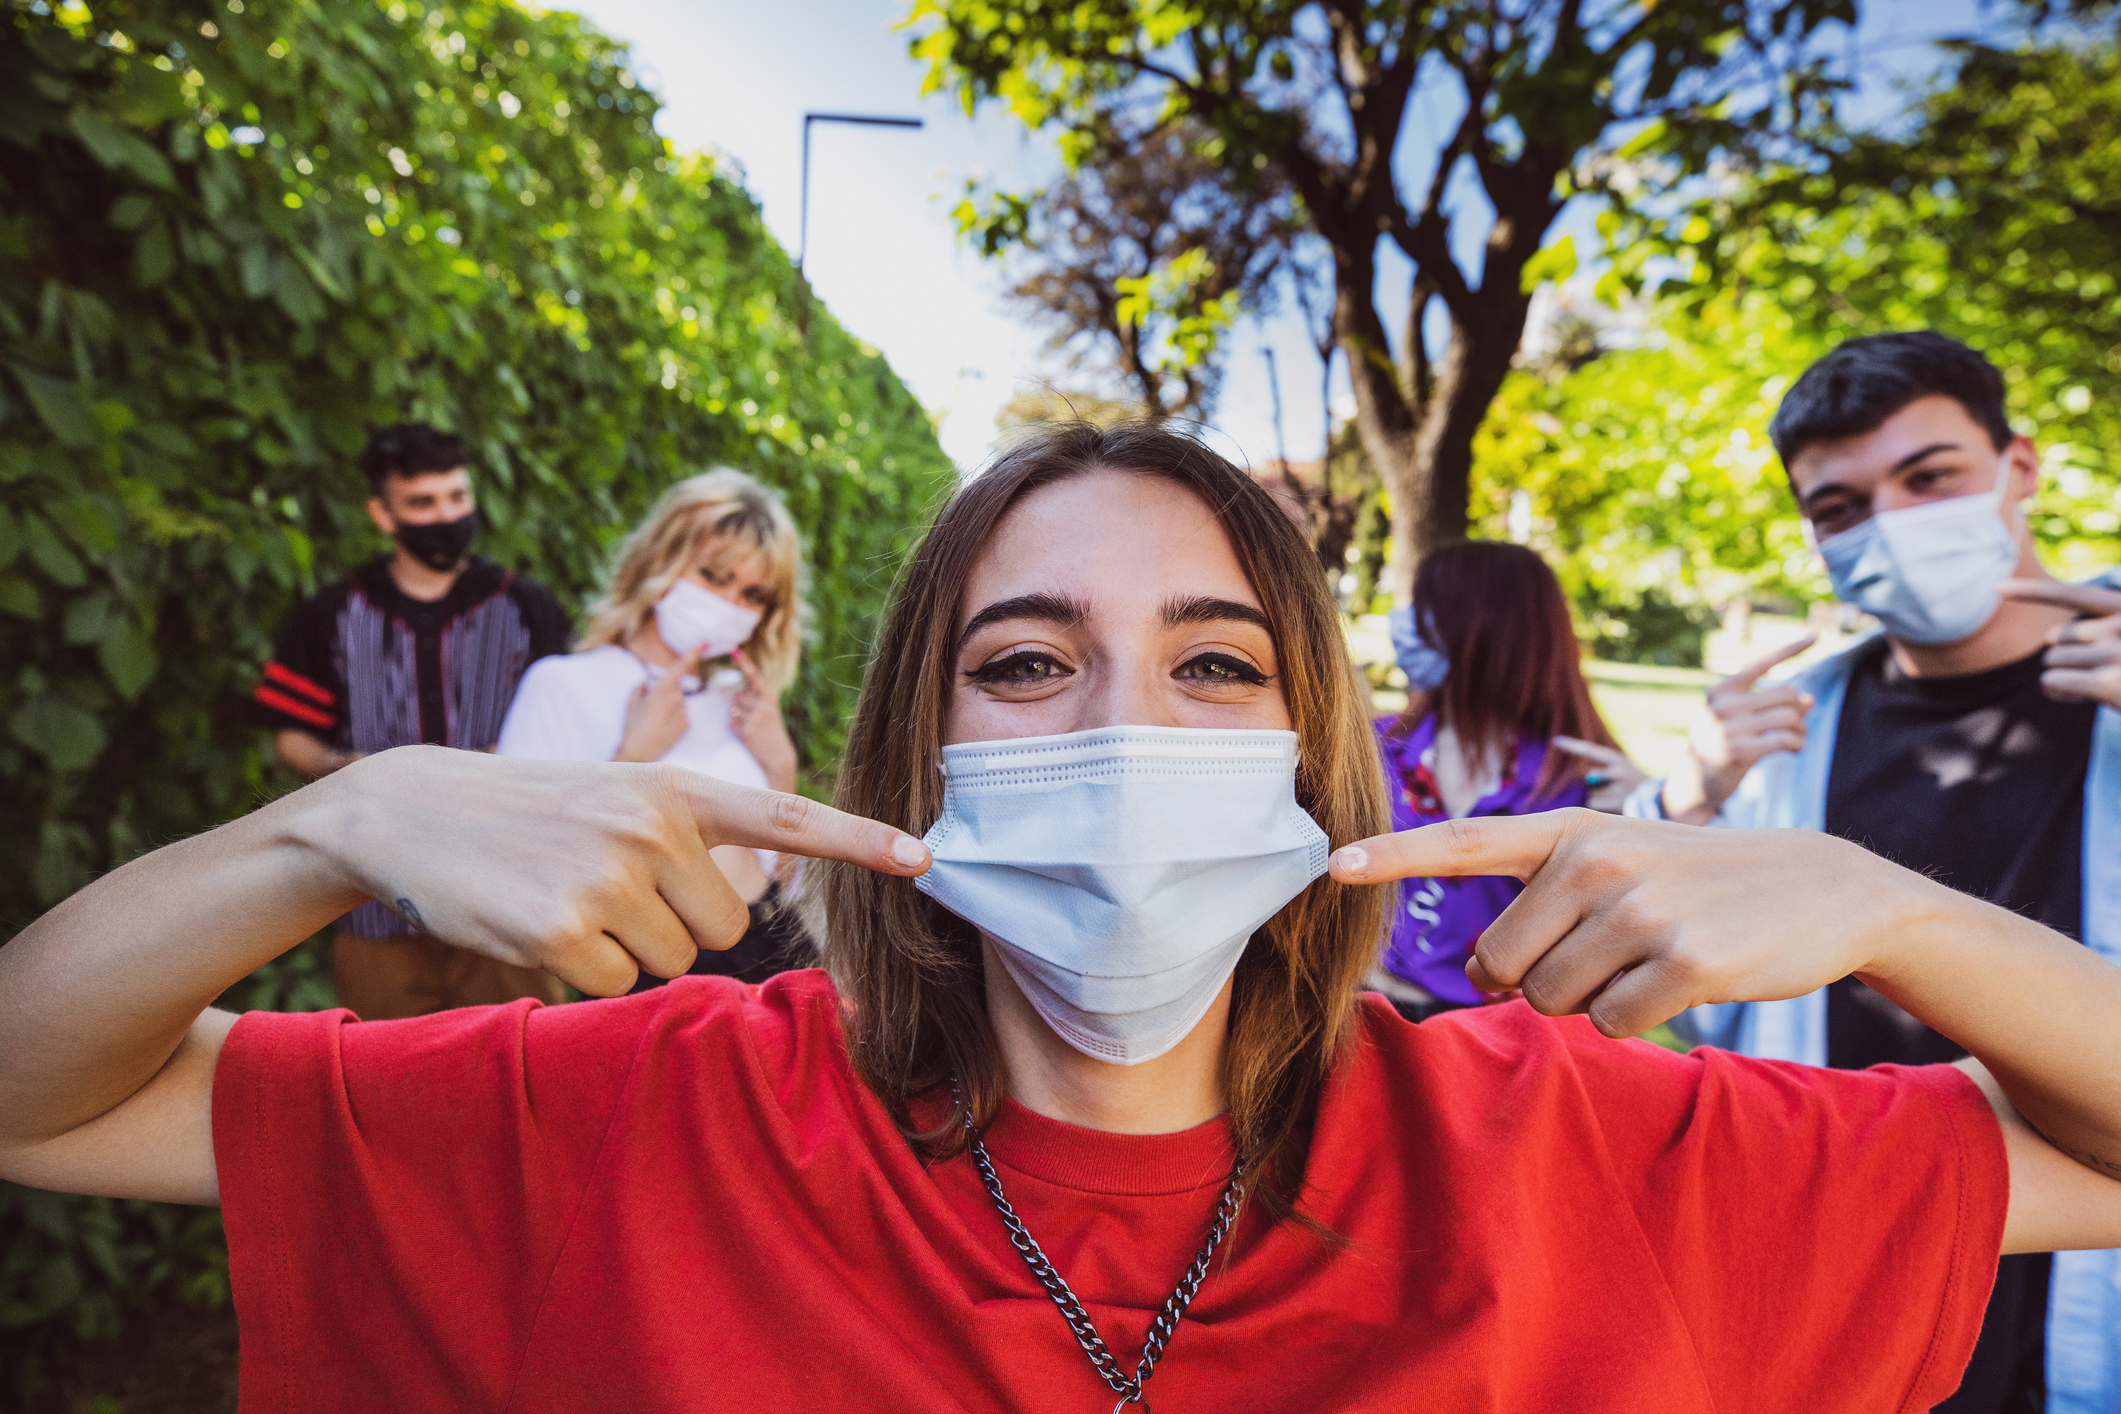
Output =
[{"x1": 1993, "y1": 452, "x2": 2030, "y2": 549}]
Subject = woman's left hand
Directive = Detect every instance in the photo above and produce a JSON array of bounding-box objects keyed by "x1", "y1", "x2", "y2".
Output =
[
  {"x1": 1328, "y1": 808, "x2": 2121, "y2": 1257},
  {"x1": 729, "y1": 649, "x2": 800, "y2": 794},
  {"x1": 1551, "y1": 735, "x2": 1647, "y2": 813},
  {"x1": 1328, "y1": 808, "x2": 1911, "y2": 1037}
]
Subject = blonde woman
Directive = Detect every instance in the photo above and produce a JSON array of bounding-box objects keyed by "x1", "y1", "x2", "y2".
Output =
[{"x1": 497, "y1": 469, "x2": 809, "y2": 982}]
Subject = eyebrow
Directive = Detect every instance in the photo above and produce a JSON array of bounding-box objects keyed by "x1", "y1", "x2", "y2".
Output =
[
  {"x1": 1160, "y1": 595, "x2": 1272, "y2": 633},
  {"x1": 957, "y1": 592, "x2": 1090, "y2": 652},
  {"x1": 1803, "y1": 441, "x2": 1966, "y2": 512},
  {"x1": 1888, "y1": 441, "x2": 1962, "y2": 474},
  {"x1": 954, "y1": 591, "x2": 1271, "y2": 654}
]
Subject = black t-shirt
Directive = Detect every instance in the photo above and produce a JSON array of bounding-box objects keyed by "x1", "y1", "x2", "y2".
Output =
[{"x1": 1823, "y1": 636, "x2": 2096, "y2": 1414}]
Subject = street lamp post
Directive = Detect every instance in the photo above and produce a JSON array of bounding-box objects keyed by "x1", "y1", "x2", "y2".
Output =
[{"x1": 798, "y1": 112, "x2": 922, "y2": 335}]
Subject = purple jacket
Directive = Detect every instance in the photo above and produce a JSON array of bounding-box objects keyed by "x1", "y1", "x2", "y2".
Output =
[{"x1": 1374, "y1": 715, "x2": 1587, "y2": 1006}]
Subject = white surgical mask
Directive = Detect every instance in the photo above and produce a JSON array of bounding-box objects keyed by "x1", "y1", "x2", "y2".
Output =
[
  {"x1": 1388, "y1": 605, "x2": 1450, "y2": 692},
  {"x1": 915, "y1": 726, "x2": 1330, "y2": 1066},
  {"x1": 653, "y1": 577, "x2": 762, "y2": 659},
  {"x1": 1813, "y1": 468, "x2": 2022, "y2": 646}
]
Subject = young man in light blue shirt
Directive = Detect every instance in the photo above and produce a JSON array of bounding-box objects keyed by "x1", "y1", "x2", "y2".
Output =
[{"x1": 1631, "y1": 331, "x2": 2121, "y2": 1414}]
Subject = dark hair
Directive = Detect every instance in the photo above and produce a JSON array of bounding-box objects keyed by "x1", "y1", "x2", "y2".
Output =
[
  {"x1": 358, "y1": 423, "x2": 469, "y2": 494},
  {"x1": 1768, "y1": 331, "x2": 2013, "y2": 466},
  {"x1": 1389, "y1": 540, "x2": 1616, "y2": 804},
  {"x1": 821, "y1": 420, "x2": 1390, "y2": 1231}
]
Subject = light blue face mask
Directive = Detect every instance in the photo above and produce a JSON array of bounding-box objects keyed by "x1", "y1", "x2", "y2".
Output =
[
  {"x1": 1812, "y1": 468, "x2": 2021, "y2": 646},
  {"x1": 914, "y1": 726, "x2": 1330, "y2": 1066},
  {"x1": 1388, "y1": 606, "x2": 1450, "y2": 692}
]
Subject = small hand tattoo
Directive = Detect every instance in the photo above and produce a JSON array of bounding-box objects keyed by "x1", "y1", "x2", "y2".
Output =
[{"x1": 394, "y1": 896, "x2": 425, "y2": 932}]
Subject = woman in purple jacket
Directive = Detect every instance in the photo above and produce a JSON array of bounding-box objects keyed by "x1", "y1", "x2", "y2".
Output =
[{"x1": 1371, "y1": 541, "x2": 1644, "y2": 1021}]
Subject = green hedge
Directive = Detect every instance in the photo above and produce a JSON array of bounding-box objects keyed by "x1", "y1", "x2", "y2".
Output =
[{"x1": 0, "y1": 0, "x2": 950, "y2": 1396}]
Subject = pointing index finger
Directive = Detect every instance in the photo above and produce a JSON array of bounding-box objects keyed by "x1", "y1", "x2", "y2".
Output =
[
  {"x1": 1719, "y1": 634, "x2": 1817, "y2": 692},
  {"x1": 1552, "y1": 735, "x2": 1624, "y2": 767},
  {"x1": 1330, "y1": 813, "x2": 1571, "y2": 886},
  {"x1": 2001, "y1": 577, "x2": 2121, "y2": 618},
  {"x1": 672, "y1": 771, "x2": 930, "y2": 875}
]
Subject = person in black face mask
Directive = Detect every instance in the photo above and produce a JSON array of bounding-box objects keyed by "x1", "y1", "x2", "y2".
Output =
[{"x1": 244, "y1": 422, "x2": 572, "y2": 1019}]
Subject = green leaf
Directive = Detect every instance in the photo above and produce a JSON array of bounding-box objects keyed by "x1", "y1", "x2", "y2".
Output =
[
  {"x1": 6, "y1": 363, "x2": 100, "y2": 447},
  {"x1": 108, "y1": 194, "x2": 155, "y2": 230},
  {"x1": 11, "y1": 696, "x2": 107, "y2": 772},
  {"x1": 132, "y1": 219, "x2": 177, "y2": 286},
  {"x1": 1616, "y1": 118, "x2": 1668, "y2": 160},
  {"x1": 62, "y1": 589, "x2": 114, "y2": 644},
  {"x1": 90, "y1": 400, "x2": 135, "y2": 438},
  {"x1": 1520, "y1": 235, "x2": 1578, "y2": 294},
  {"x1": 239, "y1": 246, "x2": 274, "y2": 299},
  {"x1": 0, "y1": 504, "x2": 20, "y2": 569},
  {"x1": 66, "y1": 107, "x2": 175, "y2": 189},
  {"x1": 99, "y1": 617, "x2": 160, "y2": 701},
  {"x1": 23, "y1": 511, "x2": 87, "y2": 587},
  {"x1": 110, "y1": 62, "x2": 190, "y2": 127},
  {"x1": 48, "y1": 498, "x2": 118, "y2": 554},
  {"x1": 0, "y1": 575, "x2": 38, "y2": 618},
  {"x1": 272, "y1": 260, "x2": 327, "y2": 324}
]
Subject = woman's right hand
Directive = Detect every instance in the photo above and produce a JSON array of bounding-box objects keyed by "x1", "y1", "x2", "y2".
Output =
[
  {"x1": 616, "y1": 644, "x2": 706, "y2": 763},
  {"x1": 0, "y1": 746, "x2": 931, "y2": 1203},
  {"x1": 324, "y1": 747, "x2": 929, "y2": 997}
]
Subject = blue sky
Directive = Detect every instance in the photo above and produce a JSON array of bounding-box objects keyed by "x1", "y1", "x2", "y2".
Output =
[{"x1": 562, "y1": 0, "x2": 1989, "y2": 472}]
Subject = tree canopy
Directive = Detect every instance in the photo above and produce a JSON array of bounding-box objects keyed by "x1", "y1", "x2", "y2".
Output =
[
  {"x1": 911, "y1": 0, "x2": 1855, "y2": 594},
  {"x1": 978, "y1": 120, "x2": 1294, "y2": 420}
]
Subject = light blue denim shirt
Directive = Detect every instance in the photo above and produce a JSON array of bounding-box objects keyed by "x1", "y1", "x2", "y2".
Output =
[{"x1": 1625, "y1": 570, "x2": 2121, "y2": 1414}]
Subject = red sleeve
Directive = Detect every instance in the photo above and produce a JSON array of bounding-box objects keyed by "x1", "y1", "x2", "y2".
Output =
[
  {"x1": 1561, "y1": 1024, "x2": 2009, "y2": 1413},
  {"x1": 212, "y1": 991, "x2": 664, "y2": 1410},
  {"x1": 246, "y1": 588, "x2": 346, "y2": 739}
]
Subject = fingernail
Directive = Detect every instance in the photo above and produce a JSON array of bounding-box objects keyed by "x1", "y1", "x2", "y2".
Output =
[
  {"x1": 891, "y1": 835, "x2": 928, "y2": 868},
  {"x1": 1332, "y1": 845, "x2": 1368, "y2": 877}
]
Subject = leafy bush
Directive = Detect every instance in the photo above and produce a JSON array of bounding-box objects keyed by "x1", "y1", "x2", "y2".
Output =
[
  {"x1": 0, "y1": 0, "x2": 950, "y2": 1397},
  {"x1": 1, "y1": 0, "x2": 950, "y2": 921}
]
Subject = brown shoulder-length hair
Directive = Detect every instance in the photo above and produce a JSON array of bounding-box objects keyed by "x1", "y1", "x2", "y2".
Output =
[
  {"x1": 1388, "y1": 539, "x2": 1617, "y2": 803},
  {"x1": 820, "y1": 422, "x2": 1391, "y2": 1227}
]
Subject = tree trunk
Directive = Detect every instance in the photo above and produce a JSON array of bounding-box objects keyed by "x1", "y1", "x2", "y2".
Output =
[{"x1": 1384, "y1": 297, "x2": 1524, "y2": 596}]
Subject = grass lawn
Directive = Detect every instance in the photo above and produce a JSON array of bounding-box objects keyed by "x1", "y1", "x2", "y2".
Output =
[{"x1": 1582, "y1": 660, "x2": 1717, "y2": 781}]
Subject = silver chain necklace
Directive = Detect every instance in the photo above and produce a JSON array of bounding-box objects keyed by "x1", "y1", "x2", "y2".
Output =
[{"x1": 952, "y1": 1079, "x2": 1246, "y2": 1413}]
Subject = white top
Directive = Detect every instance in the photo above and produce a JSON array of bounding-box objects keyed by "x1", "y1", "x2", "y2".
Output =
[{"x1": 498, "y1": 645, "x2": 774, "y2": 869}]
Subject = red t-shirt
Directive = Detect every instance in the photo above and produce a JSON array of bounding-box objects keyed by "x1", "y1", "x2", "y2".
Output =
[{"x1": 214, "y1": 970, "x2": 2005, "y2": 1412}]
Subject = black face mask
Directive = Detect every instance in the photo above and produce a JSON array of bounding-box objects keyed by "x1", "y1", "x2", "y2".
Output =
[{"x1": 394, "y1": 511, "x2": 479, "y2": 572}]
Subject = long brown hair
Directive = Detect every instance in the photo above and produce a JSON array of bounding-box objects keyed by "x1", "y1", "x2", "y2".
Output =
[
  {"x1": 1391, "y1": 540, "x2": 1616, "y2": 802},
  {"x1": 820, "y1": 422, "x2": 1390, "y2": 1226}
]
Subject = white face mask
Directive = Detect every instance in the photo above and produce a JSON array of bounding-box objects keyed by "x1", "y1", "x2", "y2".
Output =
[
  {"x1": 914, "y1": 726, "x2": 1330, "y2": 1067},
  {"x1": 653, "y1": 577, "x2": 762, "y2": 659},
  {"x1": 1813, "y1": 467, "x2": 2022, "y2": 646}
]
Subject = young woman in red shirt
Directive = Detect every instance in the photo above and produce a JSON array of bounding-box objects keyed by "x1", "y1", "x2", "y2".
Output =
[{"x1": 2, "y1": 423, "x2": 2119, "y2": 1413}]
